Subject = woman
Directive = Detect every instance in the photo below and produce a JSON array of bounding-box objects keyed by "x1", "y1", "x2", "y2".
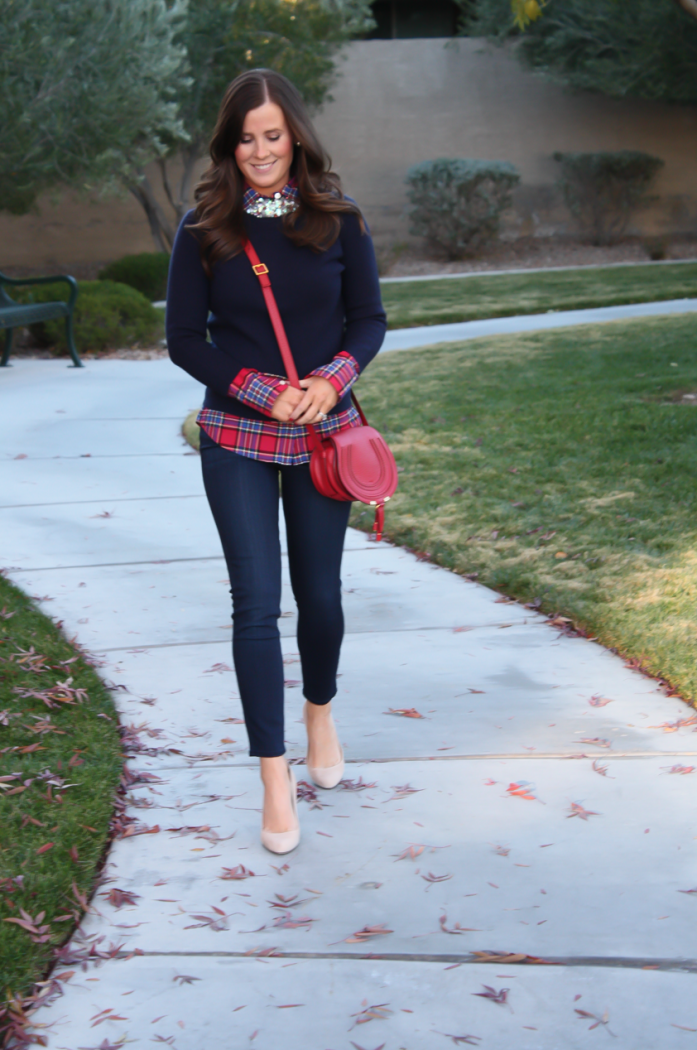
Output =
[{"x1": 166, "y1": 69, "x2": 386, "y2": 855}]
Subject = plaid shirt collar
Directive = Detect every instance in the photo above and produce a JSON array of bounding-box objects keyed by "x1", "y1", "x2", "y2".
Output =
[{"x1": 243, "y1": 177, "x2": 298, "y2": 210}]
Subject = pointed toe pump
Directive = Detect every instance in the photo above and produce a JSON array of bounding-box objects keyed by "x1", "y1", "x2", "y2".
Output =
[
  {"x1": 260, "y1": 764, "x2": 300, "y2": 855},
  {"x1": 303, "y1": 702, "x2": 345, "y2": 790}
]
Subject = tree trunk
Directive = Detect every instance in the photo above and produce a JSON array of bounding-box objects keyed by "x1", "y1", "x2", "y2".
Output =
[
  {"x1": 126, "y1": 174, "x2": 176, "y2": 253},
  {"x1": 176, "y1": 140, "x2": 204, "y2": 224}
]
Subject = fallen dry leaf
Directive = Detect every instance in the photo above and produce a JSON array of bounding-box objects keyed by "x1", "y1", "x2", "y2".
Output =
[
  {"x1": 339, "y1": 777, "x2": 377, "y2": 792},
  {"x1": 588, "y1": 695, "x2": 613, "y2": 707},
  {"x1": 567, "y1": 802, "x2": 600, "y2": 821},
  {"x1": 650, "y1": 715, "x2": 697, "y2": 733},
  {"x1": 184, "y1": 906, "x2": 229, "y2": 932},
  {"x1": 394, "y1": 844, "x2": 425, "y2": 862},
  {"x1": 101, "y1": 888, "x2": 140, "y2": 909},
  {"x1": 439, "y1": 914, "x2": 480, "y2": 935},
  {"x1": 505, "y1": 781, "x2": 542, "y2": 802},
  {"x1": 349, "y1": 1001, "x2": 393, "y2": 1028},
  {"x1": 469, "y1": 950, "x2": 555, "y2": 964},
  {"x1": 580, "y1": 738, "x2": 611, "y2": 748},
  {"x1": 575, "y1": 1008, "x2": 614, "y2": 1034},
  {"x1": 219, "y1": 865, "x2": 255, "y2": 881},
  {"x1": 472, "y1": 985, "x2": 509, "y2": 1006},
  {"x1": 662, "y1": 764, "x2": 694, "y2": 775},
  {"x1": 345, "y1": 924, "x2": 393, "y2": 944},
  {"x1": 386, "y1": 783, "x2": 423, "y2": 801},
  {"x1": 384, "y1": 707, "x2": 424, "y2": 718}
]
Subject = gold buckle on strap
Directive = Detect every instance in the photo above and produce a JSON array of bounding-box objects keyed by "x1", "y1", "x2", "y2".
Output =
[{"x1": 253, "y1": 263, "x2": 269, "y2": 276}]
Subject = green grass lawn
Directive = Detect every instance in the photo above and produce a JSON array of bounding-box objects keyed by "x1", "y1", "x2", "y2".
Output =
[
  {"x1": 349, "y1": 312, "x2": 697, "y2": 704},
  {"x1": 381, "y1": 262, "x2": 697, "y2": 329},
  {"x1": 0, "y1": 575, "x2": 122, "y2": 1001}
]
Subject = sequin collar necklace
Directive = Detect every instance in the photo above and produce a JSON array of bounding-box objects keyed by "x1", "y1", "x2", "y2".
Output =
[{"x1": 243, "y1": 178, "x2": 299, "y2": 218}]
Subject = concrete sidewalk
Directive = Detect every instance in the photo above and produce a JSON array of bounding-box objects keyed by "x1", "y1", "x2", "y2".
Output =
[
  {"x1": 382, "y1": 297, "x2": 697, "y2": 352},
  {"x1": 2, "y1": 348, "x2": 697, "y2": 1049}
]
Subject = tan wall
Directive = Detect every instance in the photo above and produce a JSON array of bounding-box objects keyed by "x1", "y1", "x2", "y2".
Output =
[
  {"x1": 2, "y1": 37, "x2": 696, "y2": 269},
  {"x1": 317, "y1": 39, "x2": 697, "y2": 248}
]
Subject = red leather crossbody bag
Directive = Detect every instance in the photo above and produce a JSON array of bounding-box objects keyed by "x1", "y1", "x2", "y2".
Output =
[{"x1": 243, "y1": 239, "x2": 398, "y2": 541}]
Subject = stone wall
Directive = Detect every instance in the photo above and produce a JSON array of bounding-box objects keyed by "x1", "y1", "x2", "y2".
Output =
[{"x1": 2, "y1": 38, "x2": 696, "y2": 268}]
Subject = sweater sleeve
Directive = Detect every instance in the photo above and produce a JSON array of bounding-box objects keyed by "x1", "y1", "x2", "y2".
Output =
[
  {"x1": 338, "y1": 212, "x2": 387, "y2": 374},
  {"x1": 166, "y1": 213, "x2": 243, "y2": 398}
]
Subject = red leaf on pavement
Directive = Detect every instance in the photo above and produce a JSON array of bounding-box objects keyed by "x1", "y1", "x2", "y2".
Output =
[
  {"x1": 345, "y1": 924, "x2": 393, "y2": 944},
  {"x1": 505, "y1": 782, "x2": 541, "y2": 802},
  {"x1": 472, "y1": 985, "x2": 509, "y2": 1006},
  {"x1": 339, "y1": 777, "x2": 377, "y2": 792},
  {"x1": 219, "y1": 865, "x2": 255, "y2": 880},
  {"x1": 386, "y1": 783, "x2": 423, "y2": 801},
  {"x1": 588, "y1": 695, "x2": 613, "y2": 707},
  {"x1": 567, "y1": 803, "x2": 600, "y2": 821},
  {"x1": 394, "y1": 844, "x2": 425, "y2": 861},
  {"x1": 384, "y1": 707, "x2": 424, "y2": 718},
  {"x1": 439, "y1": 914, "x2": 480, "y2": 935},
  {"x1": 101, "y1": 888, "x2": 140, "y2": 909}
]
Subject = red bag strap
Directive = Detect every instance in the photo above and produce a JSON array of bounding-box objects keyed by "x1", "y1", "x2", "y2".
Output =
[
  {"x1": 243, "y1": 239, "x2": 301, "y2": 390},
  {"x1": 243, "y1": 239, "x2": 369, "y2": 428}
]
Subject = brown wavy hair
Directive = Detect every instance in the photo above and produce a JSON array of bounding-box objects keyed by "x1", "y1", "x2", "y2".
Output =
[{"x1": 189, "y1": 69, "x2": 364, "y2": 275}]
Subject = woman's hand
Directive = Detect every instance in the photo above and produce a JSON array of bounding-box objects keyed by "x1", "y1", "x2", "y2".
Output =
[
  {"x1": 289, "y1": 377, "x2": 339, "y2": 425},
  {"x1": 270, "y1": 385, "x2": 304, "y2": 423}
]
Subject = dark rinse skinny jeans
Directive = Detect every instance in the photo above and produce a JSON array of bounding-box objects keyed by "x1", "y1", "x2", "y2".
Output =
[{"x1": 200, "y1": 437, "x2": 351, "y2": 757}]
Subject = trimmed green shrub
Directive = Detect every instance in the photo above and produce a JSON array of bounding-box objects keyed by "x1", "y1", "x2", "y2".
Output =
[
  {"x1": 14, "y1": 280, "x2": 163, "y2": 353},
  {"x1": 553, "y1": 150, "x2": 665, "y2": 246},
  {"x1": 405, "y1": 158, "x2": 521, "y2": 259},
  {"x1": 98, "y1": 252, "x2": 170, "y2": 301}
]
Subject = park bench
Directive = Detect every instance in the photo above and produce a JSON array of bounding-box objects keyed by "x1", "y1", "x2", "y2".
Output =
[{"x1": 0, "y1": 270, "x2": 82, "y2": 367}]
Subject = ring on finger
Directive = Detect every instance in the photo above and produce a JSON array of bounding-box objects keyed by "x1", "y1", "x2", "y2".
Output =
[{"x1": 317, "y1": 411, "x2": 327, "y2": 421}]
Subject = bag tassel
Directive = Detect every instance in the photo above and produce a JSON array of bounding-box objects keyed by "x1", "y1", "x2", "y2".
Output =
[{"x1": 372, "y1": 503, "x2": 385, "y2": 542}]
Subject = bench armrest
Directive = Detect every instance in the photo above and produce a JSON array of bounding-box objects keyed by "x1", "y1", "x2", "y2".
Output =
[{"x1": 0, "y1": 274, "x2": 78, "y2": 312}]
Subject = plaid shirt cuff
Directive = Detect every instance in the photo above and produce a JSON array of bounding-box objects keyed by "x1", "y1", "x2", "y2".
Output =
[
  {"x1": 228, "y1": 368, "x2": 290, "y2": 417},
  {"x1": 307, "y1": 352, "x2": 359, "y2": 400}
]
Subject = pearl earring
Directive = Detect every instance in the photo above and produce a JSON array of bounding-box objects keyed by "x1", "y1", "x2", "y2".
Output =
[{"x1": 295, "y1": 141, "x2": 301, "y2": 146}]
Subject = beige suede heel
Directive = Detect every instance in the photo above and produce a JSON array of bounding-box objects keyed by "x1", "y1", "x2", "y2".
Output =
[
  {"x1": 303, "y1": 702, "x2": 345, "y2": 789},
  {"x1": 260, "y1": 764, "x2": 300, "y2": 855}
]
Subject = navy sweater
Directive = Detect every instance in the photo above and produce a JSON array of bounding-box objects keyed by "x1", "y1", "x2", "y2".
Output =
[{"x1": 166, "y1": 208, "x2": 386, "y2": 421}]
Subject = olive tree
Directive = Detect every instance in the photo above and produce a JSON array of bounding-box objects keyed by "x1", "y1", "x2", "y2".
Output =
[
  {"x1": 463, "y1": 0, "x2": 697, "y2": 105},
  {"x1": 0, "y1": 0, "x2": 188, "y2": 221}
]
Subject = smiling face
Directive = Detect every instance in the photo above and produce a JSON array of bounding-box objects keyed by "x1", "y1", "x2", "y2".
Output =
[{"x1": 234, "y1": 100, "x2": 295, "y2": 197}]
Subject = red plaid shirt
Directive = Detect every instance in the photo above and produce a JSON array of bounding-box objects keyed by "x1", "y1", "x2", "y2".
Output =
[{"x1": 197, "y1": 350, "x2": 360, "y2": 466}]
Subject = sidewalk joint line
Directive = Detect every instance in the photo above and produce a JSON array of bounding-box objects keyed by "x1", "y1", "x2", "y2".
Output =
[
  {"x1": 141, "y1": 750, "x2": 697, "y2": 770},
  {"x1": 117, "y1": 950, "x2": 697, "y2": 972},
  {"x1": 90, "y1": 621, "x2": 536, "y2": 652},
  {"x1": 0, "y1": 494, "x2": 205, "y2": 510}
]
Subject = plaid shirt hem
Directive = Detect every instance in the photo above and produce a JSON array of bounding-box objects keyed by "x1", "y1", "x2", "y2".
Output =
[
  {"x1": 307, "y1": 351, "x2": 359, "y2": 399},
  {"x1": 197, "y1": 405, "x2": 363, "y2": 466}
]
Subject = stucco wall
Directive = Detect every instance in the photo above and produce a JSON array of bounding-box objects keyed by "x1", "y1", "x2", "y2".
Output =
[
  {"x1": 317, "y1": 39, "x2": 697, "y2": 247},
  {"x1": 2, "y1": 38, "x2": 696, "y2": 269}
]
